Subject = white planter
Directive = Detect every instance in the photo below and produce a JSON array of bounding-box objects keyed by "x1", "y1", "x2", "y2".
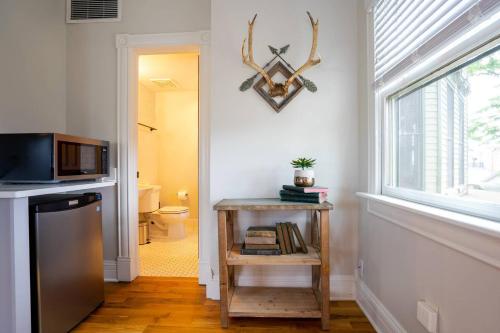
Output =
[{"x1": 294, "y1": 169, "x2": 315, "y2": 187}]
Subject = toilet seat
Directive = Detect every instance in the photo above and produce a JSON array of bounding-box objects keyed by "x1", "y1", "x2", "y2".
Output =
[{"x1": 158, "y1": 206, "x2": 189, "y2": 214}]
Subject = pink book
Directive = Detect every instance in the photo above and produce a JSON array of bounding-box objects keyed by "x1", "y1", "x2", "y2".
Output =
[{"x1": 282, "y1": 185, "x2": 328, "y2": 193}]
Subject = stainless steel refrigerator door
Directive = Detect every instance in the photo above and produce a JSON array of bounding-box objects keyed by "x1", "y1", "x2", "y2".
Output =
[{"x1": 34, "y1": 201, "x2": 104, "y2": 333}]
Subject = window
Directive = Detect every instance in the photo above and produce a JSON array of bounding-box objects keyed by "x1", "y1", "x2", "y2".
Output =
[
  {"x1": 396, "y1": 89, "x2": 424, "y2": 191},
  {"x1": 383, "y1": 45, "x2": 500, "y2": 221}
]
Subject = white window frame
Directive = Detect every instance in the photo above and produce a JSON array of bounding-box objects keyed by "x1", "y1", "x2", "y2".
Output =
[{"x1": 379, "y1": 36, "x2": 500, "y2": 222}]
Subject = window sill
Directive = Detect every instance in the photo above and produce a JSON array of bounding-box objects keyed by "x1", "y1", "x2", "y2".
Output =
[{"x1": 357, "y1": 192, "x2": 500, "y2": 269}]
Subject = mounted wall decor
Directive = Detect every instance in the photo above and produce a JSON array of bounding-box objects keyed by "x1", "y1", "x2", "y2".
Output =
[{"x1": 239, "y1": 12, "x2": 321, "y2": 113}]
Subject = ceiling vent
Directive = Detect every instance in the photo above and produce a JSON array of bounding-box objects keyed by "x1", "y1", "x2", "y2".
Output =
[{"x1": 67, "y1": 0, "x2": 121, "y2": 23}]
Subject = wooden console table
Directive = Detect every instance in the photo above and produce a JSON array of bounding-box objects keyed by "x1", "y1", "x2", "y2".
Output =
[{"x1": 213, "y1": 198, "x2": 333, "y2": 330}]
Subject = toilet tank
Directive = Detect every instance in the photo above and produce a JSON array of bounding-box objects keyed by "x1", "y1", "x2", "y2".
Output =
[{"x1": 138, "y1": 184, "x2": 161, "y2": 213}]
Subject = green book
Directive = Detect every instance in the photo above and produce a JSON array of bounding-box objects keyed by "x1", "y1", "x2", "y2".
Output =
[
  {"x1": 280, "y1": 195, "x2": 326, "y2": 204},
  {"x1": 280, "y1": 190, "x2": 325, "y2": 198}
]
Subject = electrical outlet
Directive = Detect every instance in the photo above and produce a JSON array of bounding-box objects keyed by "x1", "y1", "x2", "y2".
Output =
[
  {"x1": 358, "y1": 259, "x2": 364, "y2": 278},
  {"x1": 417, "y1": 300, "x2": 438, "y2": 333}
]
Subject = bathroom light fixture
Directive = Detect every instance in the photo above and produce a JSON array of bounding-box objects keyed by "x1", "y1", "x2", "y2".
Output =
[{"x1": 150, "y1": 78, "x2": 178, "y2": 88}]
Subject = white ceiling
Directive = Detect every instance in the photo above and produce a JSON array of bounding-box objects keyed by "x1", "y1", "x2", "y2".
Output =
[{"x1": 138, "y1": 53, "x2": 199, "y2": 92}]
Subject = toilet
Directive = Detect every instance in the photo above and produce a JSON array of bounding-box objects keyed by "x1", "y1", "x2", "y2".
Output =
[{"x1": 138, "y1": 184, "x2": 189, "y2": 240}]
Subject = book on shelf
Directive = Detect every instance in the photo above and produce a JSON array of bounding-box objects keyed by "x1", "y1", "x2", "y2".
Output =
[
  {"x1": 292, "y1": 223, "x2": 308, "y2": 254},
  {"x1": 282, "y1": 185, "x2": 328, "y2": 193},
  {"x1": 280, "y1": 190, "x2": 327, "y2": 199},
  {"x1": 243, "y1": 243, "x2": 280, "y2": 250},
  {"x1": 276, "y1": 223, "x2": 286, "y2": 254},
  {"x1": 245, "y1": 226, "x2": 276, "y2": 238},
  {"x1": 280, "y1": 223, "x2": 292, "y2": 254},
  {"x1": 285, "y1": 222, "x2": 297, "y2": 253},
  {"x1": 243, "y1": 223, "x2": 308, "y2": 255},
  {"x1": 280, "y1": 194, "x2": 327, "y2": 204},
  {"x1": 240, "y1": 244, "x2": 281, "y2": 255},
  {"x1": 244, "y1": 236, "x2": 276, "y2": 245}
]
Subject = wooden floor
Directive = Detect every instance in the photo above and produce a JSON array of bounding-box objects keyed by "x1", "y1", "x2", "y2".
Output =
[{"x1": 72, "y1": 277, "x2": 375, "y2": 333}]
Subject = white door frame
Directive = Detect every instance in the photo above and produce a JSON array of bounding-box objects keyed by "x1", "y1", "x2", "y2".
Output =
[{"x1": 115, "y1": 31, "x2": 211, "y2": 287}]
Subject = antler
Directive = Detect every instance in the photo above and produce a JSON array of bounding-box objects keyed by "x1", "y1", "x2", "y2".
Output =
[
  {"x1": 242, "y1": 14, "x2": 275, "y2": 89},
  {"x1": 284, "y1": 12, "x2": 321, "y2": 93}
]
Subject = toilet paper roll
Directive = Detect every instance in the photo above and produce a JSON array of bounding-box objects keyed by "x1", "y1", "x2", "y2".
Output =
[{"x1": 177, "y1": 191, "x2": 188, "y2": 201}]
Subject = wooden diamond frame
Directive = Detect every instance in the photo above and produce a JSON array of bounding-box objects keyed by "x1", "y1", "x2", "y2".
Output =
[{"x1": 253, "y1": 61, "x2": 304, "y2": 113}]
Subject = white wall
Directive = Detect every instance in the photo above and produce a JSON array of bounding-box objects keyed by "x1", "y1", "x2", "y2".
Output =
[
  {"x1": 210, "y1": 0, "x2": 361, "y2": 297},
  {"x1": 0, "y1": 0, "x2": 66, "y2": 133},
  {"x1": 358, "y1": 204, "x2": 500, "y2": 333},
  {"x1": 66, "y1": 0, "x2": 211, "y2": 166}
]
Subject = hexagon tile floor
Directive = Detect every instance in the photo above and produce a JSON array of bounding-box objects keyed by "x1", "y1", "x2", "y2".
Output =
[{"x1": 139, "y1": 231, "x2": 198, "y2": 277}]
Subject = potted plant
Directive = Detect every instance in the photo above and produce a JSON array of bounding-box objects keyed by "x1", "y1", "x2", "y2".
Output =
[{"x1": 291, "y1": 157, "x2": 316, "y2": 187}]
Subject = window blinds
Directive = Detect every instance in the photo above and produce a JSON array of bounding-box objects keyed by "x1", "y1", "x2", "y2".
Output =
[{"x1": 373, "y1": 0, "x2": 500, "y2": 85}]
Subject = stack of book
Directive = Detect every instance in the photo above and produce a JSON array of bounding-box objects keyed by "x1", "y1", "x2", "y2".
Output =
[
  {"x1": 276, "y1": 222, "x2": 308, "y2": 254},
  {"x1": 240, "y1": 226, "x2": 281, "y2": 255},
  {"x1": 279, "y1": 185, "x2": 328, "y2": 203}
]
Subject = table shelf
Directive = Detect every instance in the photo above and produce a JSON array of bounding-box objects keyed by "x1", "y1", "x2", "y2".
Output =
[
  {"x1": 228, "y1": 286, "x2": 321, "y2": 318},
  {"x1": 215, "y1": 198, "x2": 333, "y2": 330},
  {"x1": 227, "y1": 244, "x2": 321, "y2": 266},
  {"x1": 214, "y1": 198, "x2": 333, "y2": 211}
]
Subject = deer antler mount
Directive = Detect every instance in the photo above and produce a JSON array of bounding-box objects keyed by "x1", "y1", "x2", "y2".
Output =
[{"x1": 240, "y1": 12, "x2": 321, "y2": 112}]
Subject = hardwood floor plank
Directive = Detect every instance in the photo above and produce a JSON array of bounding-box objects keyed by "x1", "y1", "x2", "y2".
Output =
[{"x1": 72, "y1": 277, "x2": 375, "y2": 333}]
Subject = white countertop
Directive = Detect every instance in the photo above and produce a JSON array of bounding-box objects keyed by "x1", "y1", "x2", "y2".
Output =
[{"x1": 0, "y1": 180, "x2": 117, "y2": 198}]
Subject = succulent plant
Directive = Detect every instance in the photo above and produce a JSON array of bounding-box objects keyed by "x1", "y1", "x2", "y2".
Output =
[{"x1": 290, "y1": 157, "x2": 316, "y2": 170}]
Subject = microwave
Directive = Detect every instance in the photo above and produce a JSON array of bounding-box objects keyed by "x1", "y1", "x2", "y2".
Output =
[{"x1": 0, "y1": 133, "x2": 109, "y2": 183}]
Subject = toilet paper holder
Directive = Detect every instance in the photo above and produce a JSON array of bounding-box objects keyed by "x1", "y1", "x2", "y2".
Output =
[{"x1": 177, "y1": 191, "x2": 189, "y2": 200}]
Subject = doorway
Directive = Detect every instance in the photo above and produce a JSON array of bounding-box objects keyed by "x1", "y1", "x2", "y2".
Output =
[
  {"x1": 116, "y1": 32, "x2": 211, "y2": 291},
  {"x1": 137, "y1": 53, "x2": 199, "y2": 277}
]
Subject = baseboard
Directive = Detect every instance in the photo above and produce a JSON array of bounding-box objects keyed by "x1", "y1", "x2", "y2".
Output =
[
  {"x1": 356, "y1": 280, "x2": 407, "y2": 333},
  {"x1": 104, "y1": 260, "x2": 118, "y2": 282},
  {"x1": 198, "y1": 260, "x2": 210, "y2": 286},
  {"x1": 116, "y1": 256, "x2": 134, "y2": 282},
  {"x1": 106, "y1": 258, "x2": 210, "y2": 286},
  {"x1": 206, "y1": 276, "x2": 220, "y2": 300},
  {"x1": 206, "y1": 274, "x2": 356, "y2": 301}
]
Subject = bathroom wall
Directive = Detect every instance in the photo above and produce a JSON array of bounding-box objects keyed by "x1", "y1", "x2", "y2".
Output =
[
  {"x1": 138, "y1": 83, "x2": 160, "y2": 185},
  {"x1": 157, "y1": 90, "x2": 199, "y2": 218}
]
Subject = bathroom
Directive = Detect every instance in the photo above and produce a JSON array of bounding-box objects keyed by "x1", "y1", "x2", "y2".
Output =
[{"x1": 136, "y1": 53, "x2": 199, "y2": 277}]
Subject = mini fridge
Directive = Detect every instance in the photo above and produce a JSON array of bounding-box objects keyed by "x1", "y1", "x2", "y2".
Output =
[{"x1": 29, "y1": 193, "x2": 104, "y2": 333}]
